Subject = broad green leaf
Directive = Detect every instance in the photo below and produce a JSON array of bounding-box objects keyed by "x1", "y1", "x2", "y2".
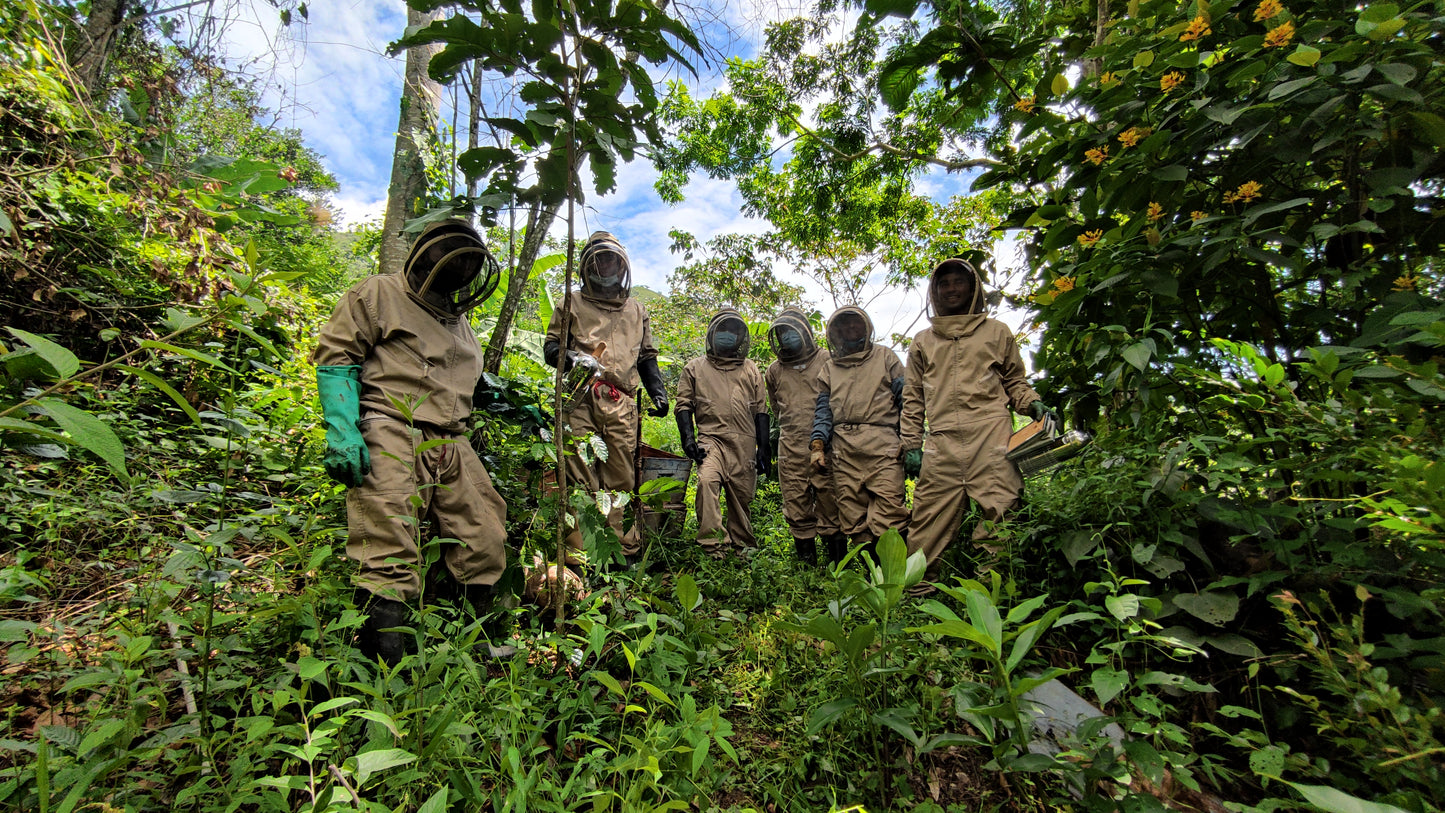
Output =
[
  {"x1": 1407, "y1": 112, "x2": 1445, "y2": 147},
  {"x1": 1133, "y1": 51, "x2": 1154, "y2": 69},
  {"x1": 1105, "y1": 593, "x2": 1140, "y2": 621},
  {"x1": 1173, "y1": 590, "x2": 1239, "y2": 625},
  {"x1": 1283, "y1": 780, "x2": 1412, "y2": 813},
  {"x1": 36, "y1": 398, "x2": 128, "y2": 480},
  {"x1": 807, "y1": 697, "x2": 857, "y2": 733},
  {"x1": 1286, "y1": 45, "x2": 1321, "y2": 67},
  {"x1": 1122, "y1": 342, "x2": 1152, "y2": 371},
  {"x1": 1050, "y1": 73, "x2": 1069, "y2": 95},
  {"x1": 963, "y1": 590, "x2": 1003, "y2": 656},
  {"x1": 0, "y1": 417, "x2": 69, "y2": 444},
  {"x1": 352, "y1": 747, "x2": 416, "y2": 785},
  {"x1": 5, "y1": 328, "x2": 80, "y2": 379},
  {"x1": 674, "y1": 573, "x2": 701, "y2": 611},
  {"x1": 418, "y1": 788, "x2": 450, "y2": 813},
  {"x1": 1091, "y1": 667, "x2": 1129, "y2": 705}
]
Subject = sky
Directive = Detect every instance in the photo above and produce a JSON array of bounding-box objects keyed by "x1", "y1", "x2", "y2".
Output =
[{"x1": 201, "y1": 0, "x2": 1032, "y2": 351}]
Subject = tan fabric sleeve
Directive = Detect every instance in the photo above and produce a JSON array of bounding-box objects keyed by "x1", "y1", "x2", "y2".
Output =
[
  {"x1": 900, "y1": 339, "x2": 927, "y2": 449},
  {"x1": 997, "y1": 335, "x2": 1042, "y2": 413},
  {"x1": 885, "y1": 348, "x2": 905, "y2": 381},
  {"x1": 676, "y1": 360, "x2": 697, "y2": 413},
  {"x1": 313, "y1": 281, "x2": 381, "y2": 367},
  {"x1": 748, "y1": 362, "x2": 766, "y2": 415},
  {"x1": 638, "y1": 307, "x2": 658, "y2": 361},
  {"x1": 765, "y1": 363, "x2": 779, "y2": 415}
]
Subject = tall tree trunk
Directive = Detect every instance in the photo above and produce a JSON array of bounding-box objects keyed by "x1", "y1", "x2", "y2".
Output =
[
  {"x1": 74, "y1": 0, "x2": 129, "y2": 98},
  {"x1": 483, "y1": 201, "x2": 559, "y2": 374},
  {"x1": 378, "y1": 5, "x2": 442, "y2": 276}
]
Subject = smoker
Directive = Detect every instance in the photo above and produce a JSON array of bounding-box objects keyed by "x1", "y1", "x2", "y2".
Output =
[{"x1": 1006, "y1": 413, "x2": 1092, "y2": 477}]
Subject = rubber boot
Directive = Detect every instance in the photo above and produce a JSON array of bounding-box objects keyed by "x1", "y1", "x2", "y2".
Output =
[
  {"x1": 463, "y1": 583, "x2": 517, "y2": 660},
  {"x1": 825, "y1": 533, "x2": 848, "y2": 566},
  {"x1": 356, "y1": 589, "x2": 409, "y2": 667},
  {"x1": 793, "y1": 536, "x2": 818, "y2": 566}
]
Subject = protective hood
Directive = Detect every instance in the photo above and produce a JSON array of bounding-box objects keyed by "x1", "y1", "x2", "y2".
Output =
[
  {"x1": 403, "y1": 219, "x2": 500, "y2": 319},
  {"x1": 825, "y1": 305, "x2": 875, "y2": 365},
  {"x1": 767, "y1": 307, "x2": 818, "y2": 365},
  {"x1": 706, "y1": 308, "x2": 751, "y2": 366},
  {"x1": 927, "y1": 258, "x2": 989, "y2": 339},
  {"x1": 927, "y1": 257, "x2": 986, "y2": 317},
  {"x1": 579, "y1": 230, "x2": 632, "y2": 304}
]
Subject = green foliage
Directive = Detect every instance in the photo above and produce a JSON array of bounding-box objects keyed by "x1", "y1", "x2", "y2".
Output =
[{"x1": 397, "y1": 0, "x2": 702, "y2": 208}]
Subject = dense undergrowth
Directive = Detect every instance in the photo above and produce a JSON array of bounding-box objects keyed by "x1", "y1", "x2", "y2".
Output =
[{"x1": 2, "y1": 1, "x2": 1444, "y2": 812}]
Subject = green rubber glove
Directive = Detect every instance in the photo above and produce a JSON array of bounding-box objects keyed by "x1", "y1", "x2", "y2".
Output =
[
  {"x1": 317, "y1": 365, "x2": 371, "y2": 487},
  {"x1": 901, "y1": 447, "x2": 923, "y2": 478},
  {"x1": 1029, "y1": 401, "x2": 1055, "y2": 423}
]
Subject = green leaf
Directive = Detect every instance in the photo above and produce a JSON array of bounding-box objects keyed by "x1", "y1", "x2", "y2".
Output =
[
  {"x1": 1407, "y1": 112, "x2": 1445, "y2": 147},
  {"x1": 1242, "y1": 197, "x2": 1312, "y2": 225},
  {"x1": 36, "y1": 398, "x2": 128, "y2": 480},
  {"x1": 1283, "y1": 780, "x2": 1413, "y2": 813},
  {"x1": 1268, "y1": 76, "x2": 1318, "y2": 101},
  {"x1": 139, "y1": 340, "x2": 239, "y2": 374},
  {"x1": 591, "y1": 670, "x2": 626, "y2": 698},
  {"x1": 117, "y1": 366, "x2": 201, "y2": 424},
  {"x1": 1173, "y1": 590, "x2": 1239, "y2": 625},
  {"x1": 1105, "y1": 593, "x2": 1140, "y2": 621},
  {"x1": 1286, "y1": 45, "x2": 1321, "y2": 67},
  {"x1": 5, "y1": 328, "x2": 80, "y2": 379},
  {"x1": 352, "y1": 748, "x2": 416, "y2": 786},
  {"x1": 674, "y1": 573, "x2": 701, "y2": 611},
  {"x1": 1151, "y1": 165, "x2": 1188, "y2": 182},
  {"x1": 1091, "y1": 667, "x2": 1129, "y2": 705},
  {"x1": 0, "y1": 417, "x2": 69, "y2": 444},
  {"x1": 1050, "y1": 73, "x2": 1069, "y2": 96},
  {"x1": 807, "y1": 697, "x2": 858, "y2": 733},
  {"x1": 1133, "y1": 51, "x2": 1155, "y2": 69},
  {"x1": 1122, "y1": 342, "x2": 1152, "y2": 371},
  {"x1": 417, "y1": 788, "x2": 450, "y2": 813}
]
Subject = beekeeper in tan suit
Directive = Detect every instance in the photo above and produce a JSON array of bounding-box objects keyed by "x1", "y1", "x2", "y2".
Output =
[
  {"x1": 900, "y1": 258, "x2": 1050, "y2": 594},
  {"x1": 545, "y1": 232, "x2": 669, "y2": 567},
  {"x1": 676, "y1": 309, "x2": 769, "y2": 558},
  {"x1": 810, "y1": 306, "x2": 910, "y2": 556},
  {"x1": 313, "y1": 219, "x2": 509, "y2": 665},
  {"x1": 765, "y1": 308, "x2": 842, "y2": 566}
]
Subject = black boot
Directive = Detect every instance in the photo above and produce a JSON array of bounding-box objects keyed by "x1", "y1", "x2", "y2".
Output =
[
  {"x1": 462, "y1": 583, "x2": 517, "y2": 659},
  {"x1": 356, "y1": 589, "x2": 409, "y2": 667},
  {"x1": 825, "y1": 533, "x2": 848, "y2": 566},
  {"x1": 793, "y1": 536, "x2": 818, "y2": 566}
]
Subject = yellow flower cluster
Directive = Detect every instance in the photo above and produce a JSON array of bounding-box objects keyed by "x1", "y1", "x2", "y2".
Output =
[
  {"x1": 1191, "y1": 210, "x2": 1208, "y2": 222},
  {"x1": 1161, "y1": 71, "x2": 1185, "y2": 92},
  {"x1": 1393, "y1": 272, "x2": 1419, "y2": 292},
  {"x1": 1254, "y1": 0, "x2": 1285, "y2": 21},
  {"x1": 1078, "y1": 230, "x2": 1104, "y2": 248},
  {"x1": 1263, "y1": 20, "x2": 1295, "y2": 47},
  {"x1": 1100, "y1": 71, "x2": 1119, "y2": 86},
  {"x1": 1014, "y1": 95, "x2": 1036, "y2": 113},
  {"x1": 1085, "y1": 146, "x2": 1109, "y2": 165},
  {"x1": 1118, "y1": 126, "x2": 1152, "y2": 148},
  {"x1": 1147, "y1": 202, "x2": 1166, "y2": 222},
  {"x1": 1222, "y1": 180, "x2": 1264, "y2": 203},
  {"x1": 1180, "y1": 15, "x2": 1212, "y2": 42},
  {"x1": 1052, "y1": 276, "x2": 1076, "y2": 293}
]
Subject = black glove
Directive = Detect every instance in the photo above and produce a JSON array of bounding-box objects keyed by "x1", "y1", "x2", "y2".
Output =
[
  {"x1": 638, "y1": 355, "x2": 669, "y2": 418},
  {"x1": 754, "y1": 413, "x2": 770, "y2": 475},
  {"x1": 543, "y1": 339, "x2": 571, "y2": 371},
  {"x1": 676, "y1": 409, "x2": 705, "y2": 464}
]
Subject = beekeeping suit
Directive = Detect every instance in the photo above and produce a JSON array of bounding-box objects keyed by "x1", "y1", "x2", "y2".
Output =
[
  {"x1": 901, "y1": 258, "x2": 1045, "y2": 586},
  {"x1": 313, "y1": 219, "x2": 509, "y2": 662},
  {"x1": 765, "y1": 308, "x2": 841, "y2": 565},
  {"x1": 544, "y1": 232, "x2": 668, "y2": 562},
  {"x1": 676, "y1": 310, "x2": 767, "y2": 558},
  {"x1": 810, "y1": 306, "x2": 909, "y2": 549}
]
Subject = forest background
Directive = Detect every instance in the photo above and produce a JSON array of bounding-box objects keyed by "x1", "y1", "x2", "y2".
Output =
[{"x1": 0, "y1": 1, "x2": 1441, "y2": 812}]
